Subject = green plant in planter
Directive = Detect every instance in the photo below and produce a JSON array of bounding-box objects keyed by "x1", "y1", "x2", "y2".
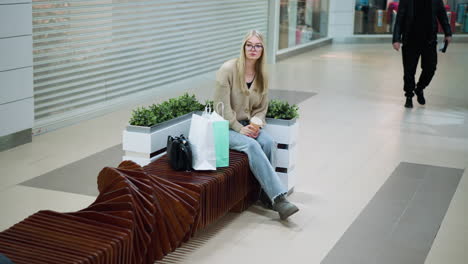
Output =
[
  {"x1": 129, "y1": 107, "x2": 157, "y2": 127},
  {"x1": 266, "y1": 99, "x2": 299, "y2": 120},
  {"x1": 129, "y1": 93, "x2": 206, "y2": 127},
  {"x1": 170, "y1": 93, "x2": 206, "y2": 115}
]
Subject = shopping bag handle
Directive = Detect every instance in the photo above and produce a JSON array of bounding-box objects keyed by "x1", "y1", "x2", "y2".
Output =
[
  {"x1": 203, "y1": 104, "x2": 212, "y2": 117},
  {"x1": 216, "y1": 102, "x2": 224, "y2": 118}
]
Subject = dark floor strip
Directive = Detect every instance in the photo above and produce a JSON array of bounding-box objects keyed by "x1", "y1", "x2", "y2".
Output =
[
  {"x1": 20, "y1": 144, "x2": 124, "y2": 196},
  {"x1": 321, "y1": 162, "x2": 464, "y2": 264}
]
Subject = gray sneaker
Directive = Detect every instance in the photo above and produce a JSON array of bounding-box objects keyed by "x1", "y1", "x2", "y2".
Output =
[{"x1": 273, "y1": 196, "x2": 299, "y2": 220}]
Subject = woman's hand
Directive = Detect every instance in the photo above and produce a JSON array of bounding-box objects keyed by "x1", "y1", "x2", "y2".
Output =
[{"x1": 240, "y1": 125, "x2": 259, "y2": 138}]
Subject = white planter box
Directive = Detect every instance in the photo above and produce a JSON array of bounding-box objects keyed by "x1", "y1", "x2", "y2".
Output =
[
  {"x1": 264, "y1": 118, "x2": 299, "y2": 194},
  {"x1": 122, "y1": 112, "x2": 199, "y2": 166}
]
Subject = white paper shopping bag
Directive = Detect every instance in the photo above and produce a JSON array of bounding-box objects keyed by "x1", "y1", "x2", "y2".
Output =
[{"x1": 188, "y1": 110, "x2": 216, "y2": 170}]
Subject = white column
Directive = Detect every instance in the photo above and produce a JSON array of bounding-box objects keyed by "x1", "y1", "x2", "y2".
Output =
[
  {"x1": 328, "y1": 0, "x2": 355, "y2": 42},
  {"x1": 0, "y1": 0, "x2": 34, "y2": 151},
  {"x1": 267, "y1": 0, "x2": 280, "y2": 64}
]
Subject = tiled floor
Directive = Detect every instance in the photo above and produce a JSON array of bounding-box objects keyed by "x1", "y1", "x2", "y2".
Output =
[{"x1": 1, "y1": 43, "x2": 467, "y2": 264}]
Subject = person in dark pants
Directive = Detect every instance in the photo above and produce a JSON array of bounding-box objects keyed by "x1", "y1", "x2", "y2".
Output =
[{"x1": 392, "y1": 0, "x2": 452, "y2": 108}]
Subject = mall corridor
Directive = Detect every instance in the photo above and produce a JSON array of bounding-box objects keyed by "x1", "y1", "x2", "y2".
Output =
[{"x1": 1, "y1": 42, "x2": 468, "y2": 264}]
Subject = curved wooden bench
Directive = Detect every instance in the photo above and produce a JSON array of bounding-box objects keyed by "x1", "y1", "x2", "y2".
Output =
[{"x1": 0, "y1": 150, "x2": 259, "y2": 263}]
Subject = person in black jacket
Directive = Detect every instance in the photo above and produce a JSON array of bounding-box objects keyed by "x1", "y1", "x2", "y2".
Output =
[{"x1": 392, "y1": 0, "x2": 452, "y2": 108}]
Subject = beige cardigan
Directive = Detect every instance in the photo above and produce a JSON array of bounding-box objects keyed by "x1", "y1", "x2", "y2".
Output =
[{"x1": 213, "y1": 58, "x2": 268, "y2": 132}]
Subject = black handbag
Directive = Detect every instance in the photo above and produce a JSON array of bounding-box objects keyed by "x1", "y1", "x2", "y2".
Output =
[{"x1": 167, "y1": 135, "x2": 192, "y2": 171}]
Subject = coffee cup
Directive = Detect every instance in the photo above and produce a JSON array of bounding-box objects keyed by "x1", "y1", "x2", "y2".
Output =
[{"x1": 250, "y1": 117, "x2": 263, "y2": 132}]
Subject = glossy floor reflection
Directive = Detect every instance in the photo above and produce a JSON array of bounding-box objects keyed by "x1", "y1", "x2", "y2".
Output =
[{"x1": 1, "y1": 43, "x2": 468, "y2": 264}]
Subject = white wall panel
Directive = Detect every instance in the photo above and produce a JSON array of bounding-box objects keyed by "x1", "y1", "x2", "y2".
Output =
[
  {"x1": 0, "y1": 0, "x2": 29, "y2": 4},
  {"x1": 0, "y1": 4, "x2": 32, "y2": 38},
  {"x1": 0, "y1": 0, "x2": 33, "y2": 149},
  {"x1": 0, "y1": 67, "x2": 33, "y2": 105},
  {"x1": 328, "y1": 0, "x2": 355, "y2": 39},
  {"x1": 329, "y1": 12, "x2": 354, "y2": 25},
  {"x1": 0, "y1": 36, "x2": 32, "y2": 71},
  {"x1": 329, "y1": 0, "x2": 354, "y2": 12},
  {"x1": 329, "y1": 24, "x2": 354, "y2": 37},
  {"x1": 0, "y1": 98, "x2": 34, "y2": 137}
]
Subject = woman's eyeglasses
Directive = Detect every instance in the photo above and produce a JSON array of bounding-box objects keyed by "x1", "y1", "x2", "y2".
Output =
[{"x1": 245, "y1": 43, "x2": 263, "y2": 51}]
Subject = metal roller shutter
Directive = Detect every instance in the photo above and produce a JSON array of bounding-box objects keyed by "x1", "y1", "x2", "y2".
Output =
[{"x1": 32, "y1": 0, "x2": 268, "y2": 129}]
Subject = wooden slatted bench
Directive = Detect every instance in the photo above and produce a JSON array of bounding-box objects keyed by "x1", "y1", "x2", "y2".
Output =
[{"x1": 0, "y1": 150, "x2": 260, "y2": 263}]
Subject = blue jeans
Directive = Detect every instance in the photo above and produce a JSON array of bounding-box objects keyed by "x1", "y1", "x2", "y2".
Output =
[{"x1": 229, "y1": 124, "x2": 287, "y2": 203}]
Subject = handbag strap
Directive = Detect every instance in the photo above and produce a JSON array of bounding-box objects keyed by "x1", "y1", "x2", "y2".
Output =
[{"x1": 180, "y1": 142, "x2": 192, "y2": 167}]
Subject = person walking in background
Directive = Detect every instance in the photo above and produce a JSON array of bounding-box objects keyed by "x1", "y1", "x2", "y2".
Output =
[
  {"x1": 213, "y1": 30, "x2": 299, "y2": 220},
  {"x1": 392, "y1": 0, "x2": 452, "y2": 108}
]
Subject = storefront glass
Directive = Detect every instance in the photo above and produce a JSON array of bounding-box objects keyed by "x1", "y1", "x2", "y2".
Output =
[
  {"x1": 278, "y1": 0, "x2": 329, "y2": 50},
  {"x1": 354, "y1": 0, "x2": 468, "y2": 35}
]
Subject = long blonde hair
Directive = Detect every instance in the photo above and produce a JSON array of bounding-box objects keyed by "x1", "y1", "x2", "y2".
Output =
[{"x1": 237, "y1": 30, "x2": 268, "y2": 95}]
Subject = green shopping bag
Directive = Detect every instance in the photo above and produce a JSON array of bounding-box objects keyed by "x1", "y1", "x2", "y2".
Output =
[
  {"x1": 211, "y1": 102, "x2": 229, "y2": 167},
  {"x1": 212, "y1": 120, "x2": 229, "y2": 167}
]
